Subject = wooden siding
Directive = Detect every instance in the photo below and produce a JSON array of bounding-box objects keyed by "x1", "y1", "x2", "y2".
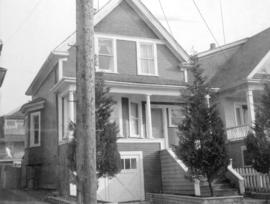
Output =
[
  {"x1": 160, "y1": 150, "x2": 195, "y2": 195},
  {"x1": 95, "y1": 1, "x2": 158, "y2": 39}
]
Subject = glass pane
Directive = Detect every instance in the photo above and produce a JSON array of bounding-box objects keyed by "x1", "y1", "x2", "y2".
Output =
[
  {"x1": 34, "y1": 130, "x2": 39, "y2": 144},
  {"x1": 98, "y1": 39, "x2": 113, "y2": 55},
  {"x1": 34, "y1": 116, "x2": 39, "y2": 129},
  {"x1": 98, "y1": 55, "x2": 113, "y2": 71},
  {"x1": 125, "y1": 159, "x2": 131, "y2": 169},
  {"x1": 242, "y1": 105, "x2": 248, "y2": 124},
  {"x1": 171, "y1": 108, "x2": 184, "y2": 126},
  {"x1": 131, "y1": 103, "x2": 138, "y2": 118},
  {"x1": 140, "y1": 44, "x2": 153, "y2": 58},
  {"x1": 131, "y1": 119, "x2": 139, "y2": 135},
  {"x1": 131, "y1": 158, "x2": 137, "y2": 169},
  {"x1": 121, "y1": 159, "x2": 124, "y2": 170},
  {"x1": 236, "y1": 107, "x2": 242, "y2": 125}
]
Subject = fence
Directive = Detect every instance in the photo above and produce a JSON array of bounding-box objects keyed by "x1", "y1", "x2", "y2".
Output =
[{"x1": 236, "y1": 167, "x2": 270, "y2": 192}]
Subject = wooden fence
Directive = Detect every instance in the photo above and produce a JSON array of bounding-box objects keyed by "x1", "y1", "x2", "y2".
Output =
[{"x1": 236, "y1": 167, "x2": 270, "y2": 192}]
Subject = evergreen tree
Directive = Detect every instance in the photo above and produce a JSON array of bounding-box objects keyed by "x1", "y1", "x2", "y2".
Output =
[
  {"x1": 68, "y1": 75, "x2": 121, "y2": 179},
  {"x1": 176, "y1": 57, "x2": 229, "y2": 196},
  {"x1": 246, "y1": 84, "x2": 270, "y2": 174}
]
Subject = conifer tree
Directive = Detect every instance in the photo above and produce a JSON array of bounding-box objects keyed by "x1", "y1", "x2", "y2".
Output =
[
  {"x1": 246, "y1": 84, "x2": 270, "y2": 174},
  {"x1": 176, "y1": 57, "x2": 229, "y2": 196},
  {"x1": 68, "y1": 75, "x2": 121, "y2": 179}
]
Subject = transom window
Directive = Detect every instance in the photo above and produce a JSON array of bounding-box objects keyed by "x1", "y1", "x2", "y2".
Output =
[
  {"x1": 30, "y1": 112, "x2": 41, "y2": 147},
  {"x1": 97, "y1": 38, "x2": 116, "y2": 72},
  {"x1": 138, "y1": 42, "x2": 157, "y2": 75},
  {"x1": 235, "y1": 104, "x2": 248, "y2": 126}
]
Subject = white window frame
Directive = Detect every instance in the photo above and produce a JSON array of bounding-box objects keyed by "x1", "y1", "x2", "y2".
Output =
[
  {"x1": 234, "y1": 103, "x2": 248, "y2": 126},
  {"x1": 168, "y1": 107, "x2": 185, "y2": 128},
  {"x1": 30, "y1": 111, "x2": 41, "y2": 147},
  {"x1": 95, "y1": 36, "x2": 117, "y2": 73},
  {"x1": 129, "y1": 101, "x2": 142, "y2": 138},
  {"x1": 137, "y1": 41, "x2": 158, "y2": 76}
]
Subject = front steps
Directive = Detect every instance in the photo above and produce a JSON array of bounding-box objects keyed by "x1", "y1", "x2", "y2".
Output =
[{"x1": 200, "y1": 177, "x2": 239, "y2": 197}]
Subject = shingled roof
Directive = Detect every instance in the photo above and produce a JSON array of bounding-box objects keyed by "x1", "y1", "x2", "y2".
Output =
[{"x1": 201, "y1": 27, "x2": 270, "y2": 90}]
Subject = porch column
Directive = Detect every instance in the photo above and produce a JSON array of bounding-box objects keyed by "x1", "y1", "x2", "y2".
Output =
[
  {"x1": 68, "y1": 91, "x2": 75, "y2": 122},
  {"x1": 146, "y1": 94, "x2": 153, "y2": 139},
  {"x1": 246, "y1": 89, "x2": 255, "y2": 126}
]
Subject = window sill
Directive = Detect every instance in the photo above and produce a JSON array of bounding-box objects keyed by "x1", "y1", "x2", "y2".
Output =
[
  {"x1": 137, "y1": 73, "x2": 158, "y2": 77},
  {"x1": 96, "y1": 70, "x2": 118, "y2": 74},
  {"x1": 29, "y1": 144, "x2": 40, "y2": 148},
  {"x1": 59, "y1": 138, "x2": 73, "y2": 145}
]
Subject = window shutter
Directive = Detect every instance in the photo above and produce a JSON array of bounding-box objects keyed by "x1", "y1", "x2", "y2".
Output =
[{"x1": 121, "y1": 98, "x2": 130, "y2": 138}]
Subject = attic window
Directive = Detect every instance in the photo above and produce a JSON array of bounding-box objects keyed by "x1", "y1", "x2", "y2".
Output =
[
  {"x1": 97, "y1": 38, "x2": 116, "y2": 73},
  {"x1": 137, "y1": 42, "x2": 158, "y2": 76}
]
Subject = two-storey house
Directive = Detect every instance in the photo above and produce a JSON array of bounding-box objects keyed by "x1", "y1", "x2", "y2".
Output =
[
  {"x1": 198, "y1": 27, "x2": 270, "y2": 168},
  {"x1": 20, "y1": 0, "x2": 193, "y2": 201}
]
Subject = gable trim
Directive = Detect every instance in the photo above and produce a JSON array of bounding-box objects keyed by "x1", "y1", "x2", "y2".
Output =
[
  {"x1": 95, "y1": 0, "x2": 189, "y2": 62},
  {"x1": 247, "y1": 50, "x2": 270, "y2": 79}
]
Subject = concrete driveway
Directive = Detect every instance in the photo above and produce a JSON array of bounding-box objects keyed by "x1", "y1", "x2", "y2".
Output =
[{"x1": 0, "y1": 189, "x2": 49, "y2": 204}]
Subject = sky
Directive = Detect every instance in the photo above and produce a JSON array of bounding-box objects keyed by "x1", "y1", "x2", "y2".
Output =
[{"x1": 0, "y1": 0, "x2": 270, "y2": 115}]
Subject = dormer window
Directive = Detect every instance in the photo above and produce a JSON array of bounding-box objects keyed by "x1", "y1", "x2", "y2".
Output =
[
  {"x1": 97, "y1": 37, "x2": 117, "y2": 73},
  {"x1": 137, "y1": 42, "x2": 158, "y2": 76}
]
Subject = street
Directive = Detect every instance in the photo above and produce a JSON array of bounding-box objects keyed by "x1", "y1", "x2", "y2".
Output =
[{"x1": 0, "y1": 189, "x2": 49, "y2": 204}]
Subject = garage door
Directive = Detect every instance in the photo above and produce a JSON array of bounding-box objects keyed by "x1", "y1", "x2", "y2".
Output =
[{"x1": 97, "y1": 151, "x2": 145, "y2": 203}]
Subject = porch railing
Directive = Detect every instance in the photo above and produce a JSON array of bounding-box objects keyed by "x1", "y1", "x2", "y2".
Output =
[
  {"x1": 236, "y1": 167, "x2": 270, "y2": 192},
  {"x1": 226, "y1": 125, "x2": 250, "y2": 141}
]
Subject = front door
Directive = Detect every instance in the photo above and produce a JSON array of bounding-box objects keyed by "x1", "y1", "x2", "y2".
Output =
[{"x1": 151, "y1": 108, "x2": 164, "y2": 138}]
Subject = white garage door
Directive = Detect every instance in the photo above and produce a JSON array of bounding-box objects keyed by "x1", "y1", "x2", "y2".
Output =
[{"x1": 97, "y1": 151, "x2": 145, "y2": 203}]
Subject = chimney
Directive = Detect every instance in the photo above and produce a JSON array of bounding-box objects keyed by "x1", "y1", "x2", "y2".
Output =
[{"x1": 210, "y1": 43, "x2": 216, "y2": 50}]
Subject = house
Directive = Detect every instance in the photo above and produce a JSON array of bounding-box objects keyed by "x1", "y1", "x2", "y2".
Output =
[
  {"x1": 198, "y1": 27, "x2": 270, "y2": 168},
  {"x1": 0, "y1": 108, "x2": 25, "y2": 166},
  {"x1": 21, "y1": 0, "x2": 242, "y2": 202}
]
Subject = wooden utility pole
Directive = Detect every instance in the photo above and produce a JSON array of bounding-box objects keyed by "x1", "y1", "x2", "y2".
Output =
[{"x1": 76, "y1": 0, "x2": 97, "y2": 203}]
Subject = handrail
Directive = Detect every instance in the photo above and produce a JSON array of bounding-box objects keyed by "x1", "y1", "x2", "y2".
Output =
[
  {"x1": 226, "y1": 159, "x2": 245, "y2": 195},
  {"x1": 226, "y1": 125, "x2": 249, "y2": 131}
]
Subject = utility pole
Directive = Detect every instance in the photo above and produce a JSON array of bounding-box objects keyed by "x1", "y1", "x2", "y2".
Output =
[{"x1": 76, "y1": 0, "x2": 97, "y2": 203}]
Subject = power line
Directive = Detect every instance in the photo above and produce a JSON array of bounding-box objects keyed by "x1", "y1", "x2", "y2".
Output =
[
  {"x1": 219, "y1": 0, "x2": 226, "y2": 44},
  {"x1": 6, "y1": 0, "x2": 43, "y2": 44},
  {"x1": 158, "y1": 0, "x2": 173, "y2": 36},
  {"x1": 192, "y1": 0, "x2": 219, "y2": 46}
]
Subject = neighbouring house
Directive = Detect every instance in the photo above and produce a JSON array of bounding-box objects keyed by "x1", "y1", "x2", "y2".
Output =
[
  {"x1": 0, "y1": 108, "x2": 25, "y2": 166},
  {"x1": 21, "y1": 0, "x2": 243, "y2": 202},
  {"x1": 198, "y1": 27, "x2": 270, "y2": 168}
]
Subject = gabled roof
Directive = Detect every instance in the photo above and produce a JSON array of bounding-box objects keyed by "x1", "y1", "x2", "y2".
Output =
[
  {"x1": 26, "y1": 0, "x2": 189, "y2": 96},
  {"x1": 200, "y1": 27, "x2": 270, "y2": 90}
]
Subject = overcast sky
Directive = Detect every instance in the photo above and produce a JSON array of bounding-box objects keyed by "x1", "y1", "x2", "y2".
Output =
[{"x1": 0, "y1": 0, "x2": 270, "y2": 115}]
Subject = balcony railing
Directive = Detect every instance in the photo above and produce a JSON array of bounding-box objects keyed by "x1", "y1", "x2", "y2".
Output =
[{"x1": 226, "y1": 125, "x2": 250, "y2": 141}]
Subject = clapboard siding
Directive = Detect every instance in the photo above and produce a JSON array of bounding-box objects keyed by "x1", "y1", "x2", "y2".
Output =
[{"x1": 160, "y1": 150, "x2": 195, "y2": 195}]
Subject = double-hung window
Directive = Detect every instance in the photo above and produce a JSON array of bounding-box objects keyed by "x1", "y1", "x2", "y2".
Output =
[
  {"x1": 235, "y1": 104, "x2": 248, "y2": 126},
  {"x1": 130, "y1": 102, "x2": 140, "y2": 137},
  {"x1": 97, "y1": 38, "x2": 116, "y2": 73},
  {"x1": 138, "y1": 42, "x2": 157, "y2": 75},
  {"x1": 30, "y1": 112, "x2": 41, "y2": 147}
]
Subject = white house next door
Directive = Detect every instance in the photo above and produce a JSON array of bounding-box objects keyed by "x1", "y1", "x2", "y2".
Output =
[{"x1": 97, "y1": 151, "x2": 145, "y2": 202}]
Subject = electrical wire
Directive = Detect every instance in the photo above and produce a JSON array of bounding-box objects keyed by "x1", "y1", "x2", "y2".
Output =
[
  {"x1": 158, "y1": 0, "x2": 173, "y2": 36},
  {"x1": 6, "y1": 0, "x2": 43, "y2": 44},
  {"x1": 219, "y1": 0, "x2": 226, "y2": 44},
  {"x1": 192, "y1": 0, "x2": 219, "y2": 46}
]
